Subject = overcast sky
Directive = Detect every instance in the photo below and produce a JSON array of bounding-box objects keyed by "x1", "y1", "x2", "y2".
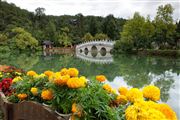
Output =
[{"x1": 3, "y1": 0, "x2": 180, "y2": 20}]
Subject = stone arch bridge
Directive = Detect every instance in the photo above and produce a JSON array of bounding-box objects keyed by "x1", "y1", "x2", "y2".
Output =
[{"x1": 76, "y1": 40, "x2": 115, "y2": 53}]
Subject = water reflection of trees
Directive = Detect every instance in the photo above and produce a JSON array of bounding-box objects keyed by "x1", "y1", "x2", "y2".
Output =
[
  {"x1": 154, "y1": 74, "x2": 175, "y2": 102},
  {"x1": 0, "y1": 52, "x2": 39, "y2": 71},
  {"x1": 113, "y1": 54, "x2": 178, "y2": 102}
]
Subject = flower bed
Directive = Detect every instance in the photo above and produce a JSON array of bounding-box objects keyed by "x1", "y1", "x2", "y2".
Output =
[{"x1": 0, "y1": 66, "x2": 178, "y2": 120}]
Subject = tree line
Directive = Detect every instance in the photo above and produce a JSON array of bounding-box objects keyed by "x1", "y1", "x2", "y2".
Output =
[
  {"x1": 0, "y1": 1, "x2": 179, "y2": 52},
  {"x1": 114, "y1": 4, "x2": 180, "y2": 52},
  {"x1": 0, "y1": 0, "x2": 126, "y2": 51}
]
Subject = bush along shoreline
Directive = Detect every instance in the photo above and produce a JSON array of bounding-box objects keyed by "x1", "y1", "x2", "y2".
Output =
[{"x1": 0, "y1": 66, "x2": 178, "y2": 120}]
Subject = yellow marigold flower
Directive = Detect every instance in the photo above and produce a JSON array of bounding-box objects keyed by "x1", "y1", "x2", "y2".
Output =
[
  {"x1": 67, "y1": 77, "x2": 86, "y2": 89},
  {"x1": 44, "y1": 70, "x2": 54, "y2": 77},
  {"x1": 12, "y1": 76, "x2": 23, "y2": 83},
  {"x1": 143, "y1": 85, "x2": 160, "y2": 101},
  {"x1": 116, "y1": 95, "x2": 128, "y2": 105},
  {"x1": 68, "y1": 68, "x2": 79, "y2": 77},
  {"x1": 30, "y1": 87, "x2": 38, "y2": 96},
  {"x1": 0, "y1": 72, "x2": 2, "y2": 78},
  {"x1": 41, "y1": 89, "x2": 53, "y2": 100},
  {"x1": 34, "y1": 73, "x2": 46, "y2": 79},
  {"x1": 118, "y1": 87, "x2": 128, "y2": 96},
  {"x1": 71, "y1": 103, "x2": 82, "y2": 117},
  {"x1": 79, "y1": 76, "x2": 87, "y2": 87},
  {"x1": 125, "y1": 101, "x2": 166, "y2": 120},
  {"x1": 61, "y1": 75, "x2": 70, "y2": 84},
  {"x1": 126, "y1": 88, "x2": 143, "y2": 103},
  {"x1": 17, "y1": 93, "x2": 28, "y2": 100},
  {"x1": 96, "y1": 75, "x2": 106, "y2": 82},
  {"x1": 55, "y1": 72, "x2": 61, "y2": 77},
  {"x1": 27, "y1": 70, "x2": 37, "y2": 76},
  {"x1": 15, "y1": 72, "x2": 22, "y2": 76},
  {"x1": 60, "y1": 68, "x2": 69, "y2": 76},
  {"x1": 111, "y1": 89, "x2": 117, "y2": 94},
  {"x1": 156, "y1": 103, "x2": 177, "y2": 120},
  {"x1": 146, "y1": 100, "x2": 159, "y2": 109}
]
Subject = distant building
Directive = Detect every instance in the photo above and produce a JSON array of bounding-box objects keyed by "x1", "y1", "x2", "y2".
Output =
[
  {"x1": 70, "y1": 19, "x2": 78, "y2": 25},
  {"x1": 42, "y1": 40, "x2": 53, "y2": 50}
]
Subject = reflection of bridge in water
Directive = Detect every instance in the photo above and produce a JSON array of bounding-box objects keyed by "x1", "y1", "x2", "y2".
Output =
[
  {"x1": 75, "y1": 40, "x2": 115, "y2": 64},
  {"x1": 76, "y1": 51, "x2": 113, "y2": 64}
]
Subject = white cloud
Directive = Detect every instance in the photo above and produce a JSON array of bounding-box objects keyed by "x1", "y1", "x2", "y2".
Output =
[{"x1": 3, "y1": 0, "x2": 180, "y2": 20}]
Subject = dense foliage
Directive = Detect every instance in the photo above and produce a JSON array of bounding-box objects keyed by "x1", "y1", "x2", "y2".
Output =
[
  {"x1": 114, "y1": 4, "x2": 180, "y2": 52},
  {"x1": 0, "y1": 0, "x2": 126, "y2": 51}
]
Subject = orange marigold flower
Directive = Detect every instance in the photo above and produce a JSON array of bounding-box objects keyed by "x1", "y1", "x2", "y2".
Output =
[
  {"x1": 54, "y1": 75, "x2": 70, "y2": 85},
  {"x1": 60, "y1": 68, "x2": 69, "y2": 76},
  {"x1": 156, "y1": 103, "x2": 177, "y2": 120},
  {"x1": 102, "y1": 84, "x2": 115, "y2": 94},
  {"x1": 96, "y1": 75, "x2": 107, "y2": 82},
  {"x1": 68, "y1": 68, "x2": 79, "y2": 77},
  {"x1": 27, "y1": 70, "x2": 37, "y2": 76},
  {"x1": 118, "y1": 87, "x2": 128, "y2": 96},
  {"x1": 71, "y1": 103, "x2": 82, "y2": 117},
  {"x1": 142, "y1": 85, "x2": 160, "y2": 101},
  {"x1": 30, "y1": 87, "x2": 38, "y2": 96},
  {"x1": 17, "y1": 93, "x2": 28, "y2": 100},
  {"x1": 44, "y1": 70, "x2": 54, "y2": 77},
  {"x1": 72, "y1": 103, "x2": 77, "y2": 113},
  {"x1": 41, "y1": 89, "x2": 53, "y2": 100}
]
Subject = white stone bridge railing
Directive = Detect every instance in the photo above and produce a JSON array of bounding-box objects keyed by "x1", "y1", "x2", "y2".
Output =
[{"x1": 76, "y1": 40, "x2": 115, "y2": 52}]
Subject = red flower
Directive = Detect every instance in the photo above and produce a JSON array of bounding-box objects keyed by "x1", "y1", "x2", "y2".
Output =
[{"x1": 0, "y1": 78, "x2": 13, "y2": 96}]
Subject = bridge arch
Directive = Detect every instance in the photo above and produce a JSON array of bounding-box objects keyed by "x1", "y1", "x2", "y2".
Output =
[
  {"x1": 100, "y1": 47, "x2": 106, "y2": 56},
  {"x1": 91, "y1": 45, "x2": 98, "y2": 52},
  {"x1": 76, "y1": 40, "x2": 115, "y2": 53}
]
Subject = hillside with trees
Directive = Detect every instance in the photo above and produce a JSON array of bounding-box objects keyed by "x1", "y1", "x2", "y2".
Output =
[
  {"x1": 0, "y1": 0, "x2": 126, "y2": 52},
  {"x1": 0, "y1": 1, "x2": 179, "y2": 53}
]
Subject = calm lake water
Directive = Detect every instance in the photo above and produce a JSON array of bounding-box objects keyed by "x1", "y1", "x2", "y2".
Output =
[{"x1": 0, "y1": 51, "x2": 179, "y2": 118}]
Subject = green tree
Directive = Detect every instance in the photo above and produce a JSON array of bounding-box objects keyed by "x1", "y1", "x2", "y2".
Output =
[
  {"x1": 82, "y1": 33, "x2": 94, "y2": 41},
  {"x1": 94, "y1": 33, "x2": 109, "y2": 40},
  {"x1": 140, "y1": 16, "x2": 155, "y2": 48},
  {"x1": 115, "y1": 12, "x2": 145, "y2": 51},
  {"x1": 89, "y1": 17, "x2": 99, "y2": 36},
  {"x1": 76, "y1": 13, "x2": 84, "y2": 37},
  {"x1": 45, "y1": 20, "x2": 57, "y2": 42},
  {"x1": 0, "y1": 33, "x2": 10, "y2": 52},
  {"x1": 153, "y1": 4, "x2": 176, "y2": 48},
  {"x1": 0, "y1": 33, "x2": 8, "y2": 45},
  {"x1": 102, "y1": 15, "x2": 119, "y2": 40},
  {"x1": 114, "y1": 13, "x2": 155, "y2": 51},
  {"x1": 174, "y1": 21, "x2": 180, "y2": 48},
  {"x1": 58, "y1": 27, "x2": 72, "y2": 47},
  {"x1": 11, "y1": 27, "x2": 38, "y2": 50}
]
